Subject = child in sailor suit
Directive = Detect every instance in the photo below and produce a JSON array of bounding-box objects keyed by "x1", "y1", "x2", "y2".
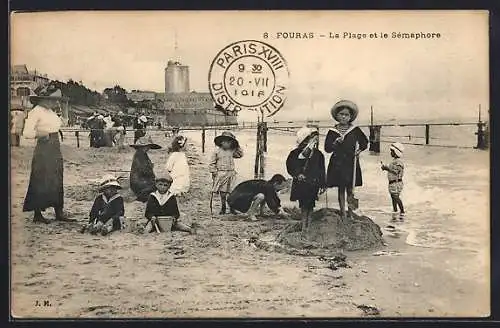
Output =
[{"x1": 144, "y1": 175, "x2": 194, "y2": 234}]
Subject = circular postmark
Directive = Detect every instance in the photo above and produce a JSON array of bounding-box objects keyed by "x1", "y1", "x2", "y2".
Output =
[{"x1": 209, "y1": 40, "x2": 289, "y2": 117}]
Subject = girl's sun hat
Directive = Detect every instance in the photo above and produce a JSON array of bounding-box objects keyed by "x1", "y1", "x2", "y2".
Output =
[
  {"x1": 330, "y1": 100, "x2": 359, "y2": 122},
  {"x1": 99, "y1": 175, "x2": 122, "y2": 191},
  {"x1": 296, "y1": 126, "x2": 318, "y2": 145},
  {"x1": 390, "y1": 142, "x2": 404, "y2": 157},
  {"x1": 214, "y1": 131, "x2": 239, "y2": 148}
]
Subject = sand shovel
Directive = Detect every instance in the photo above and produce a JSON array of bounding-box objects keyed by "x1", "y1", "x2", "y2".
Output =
[{"x1": 347, "y1": 142, "x2": 360, "y2": 211}]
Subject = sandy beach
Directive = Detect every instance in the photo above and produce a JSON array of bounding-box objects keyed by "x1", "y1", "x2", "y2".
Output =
[{"x1": 10, "y1": 131, "x2": 489, "y2": 318}]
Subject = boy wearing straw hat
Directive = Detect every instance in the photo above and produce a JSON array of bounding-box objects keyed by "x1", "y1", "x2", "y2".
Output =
[
  {"x1": 144, "y1": 172, "x2": 195, "y2": 234},
  {"x1": 324, "y1": 100, "x2": 369, "y2": 220},
  {"x1": 381, "y1": 142, "x2": 406, "y2": 221},
  {"x1": 80, "y1": 175, "x2": 125, "y2": 236}
]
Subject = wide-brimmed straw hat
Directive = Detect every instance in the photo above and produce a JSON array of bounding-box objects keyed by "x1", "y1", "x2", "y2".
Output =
[
  {"x1": 139, "y1": 115, "x2": 148, "y2": 123},
  {"x1": 330, "y1": 100, "x2": 359, "y2": 122},
  {"x1": 99, "y1": 175, "x2": 122, "y2": 191},
  {"x1": 29, "y1": 84, "x2": 64, "y2": 102},
  {"x1": 130, "y1": 135, "x2": 162, "y2": 149},
  {"x1": 390, "y1": 142, "x2": 404, "y2": 157},
  {"x1": 214, "y1": 131, "x2": 239, "y2": 148},
  {"x1": 296, "y1": 126, "x2": 319, "y2": 145}
]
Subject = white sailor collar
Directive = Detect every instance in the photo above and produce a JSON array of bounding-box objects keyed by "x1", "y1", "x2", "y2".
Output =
[
  {"x1": 101, "y1": 193, "x2": 121, "y2": 204},
  {"x1": 150, "y1": 190, "x2": 174, "y2": 206},
  {"x1": 329, "y1": 125, "x2": 358, "y2": 136}
]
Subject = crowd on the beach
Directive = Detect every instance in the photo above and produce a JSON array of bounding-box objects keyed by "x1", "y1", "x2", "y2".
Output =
[{"x1": 14, "y1": 85, "x2": 407, "y2": 237}]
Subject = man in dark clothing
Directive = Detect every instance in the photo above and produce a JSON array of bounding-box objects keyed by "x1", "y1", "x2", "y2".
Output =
[{"x1": 227, "y1": 174, "x2": 290, "y2": 221}]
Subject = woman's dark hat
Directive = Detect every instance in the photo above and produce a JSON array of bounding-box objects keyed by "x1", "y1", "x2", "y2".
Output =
[
  {"x1": 130, "y1": 135, "x2": 162, "y2": 149},
  {"x1": 214, "y1": 131, "x2": 239, "y2": 148},
  {"x1": 29, "y1": 84, "x2": 64, "y2": 102},
  {"x1": 330, "y1": 100, "x2": 359, "y2": 122}
]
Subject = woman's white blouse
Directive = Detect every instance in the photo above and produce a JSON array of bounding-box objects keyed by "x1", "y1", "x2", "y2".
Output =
[
  {"x1": 22, "y1": 105, "x2": 63, "y2": 139},
  {"x1": 165, "y1": 151, "x2": 190, "y2": 195}
]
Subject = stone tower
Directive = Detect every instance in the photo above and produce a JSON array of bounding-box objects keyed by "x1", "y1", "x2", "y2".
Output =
[{"x1": 164, "y1": 60, "x2": 190, "y2": 94}]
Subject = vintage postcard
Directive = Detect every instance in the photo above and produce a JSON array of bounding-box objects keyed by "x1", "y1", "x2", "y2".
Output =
[{"x1": 9, "y1": 10, "x2": 490, "y2": 318}]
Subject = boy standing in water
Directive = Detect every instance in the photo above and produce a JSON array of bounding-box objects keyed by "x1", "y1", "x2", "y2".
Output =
[{"x1": 381, "y1": 142, "x2": 405, "y2": 221}]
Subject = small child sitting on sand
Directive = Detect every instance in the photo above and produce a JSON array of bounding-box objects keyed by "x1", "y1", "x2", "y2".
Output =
[
  {"x1": 381, "y1": 142, "x2": 406, "y2": 221},
  {"x1": 144, "y1": 172, "x2": 195, "y2": 234},
  {"x1": 80, "y1": 175, "x2": 125, "y2": 236}
]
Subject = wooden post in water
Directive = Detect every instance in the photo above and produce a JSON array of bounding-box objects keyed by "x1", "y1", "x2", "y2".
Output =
[
  {"x1": 254, "y1": 119, "x2": 261, "y2": 179},
  {"x1": 475, "y1": 105, "x2": 488, "y2": 150},
  {"x1": 368, "y1": 106, "x2": 381, "y2": 153},
  {"x1": 201, "y1": 126, "x2": 206, "y2": 153},
  {"x1": 75, "y1": 131, "x2": 80, "y2": 148},
  {"x1": 425, "y1": 124, "x2": 430, "y2": 145},
  {"x1": 259, "y1": 122, "x2": 268, "y2": 179}
]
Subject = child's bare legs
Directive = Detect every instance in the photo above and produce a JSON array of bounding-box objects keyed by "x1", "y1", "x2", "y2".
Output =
[
  {"x1": 390, "y1": 193, "x2": 405, "y2": 220},
  {"x1": 301, "y1": 207, "x2": 314, "y2": 236},
  {"x1": 219, "y1": 192, "x2": 228, "y2": 214},
  {"x1": 300, "y1": 207, "x2": 308, "y2": 232},
  {"x1": 346, "y1": 186, "x2": 354, "y2": 218},
  {"x1": 247, "y1": 193, "x2": 265, "y2": 221},
  {"x1": 338, "y1": 186, "x2": 346, "y2": 219},
  {"x1": 172, "y1": 218, "x2": 194, "y2": 234},
  {"x1": 391, "y1": 194, "x2": 399, "y2": 212}
]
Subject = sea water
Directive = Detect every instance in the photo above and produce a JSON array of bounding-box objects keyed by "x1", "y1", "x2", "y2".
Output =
[{"x1": 184, "y1": 124, "x2": 489, "y2": 282}]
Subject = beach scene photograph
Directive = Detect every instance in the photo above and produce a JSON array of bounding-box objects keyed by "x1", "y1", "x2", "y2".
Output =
[{"x1": 9, "y1": 11, "x2": 490, "y2": 318}]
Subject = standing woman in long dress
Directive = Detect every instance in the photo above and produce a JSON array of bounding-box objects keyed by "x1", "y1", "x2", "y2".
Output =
[
  {"x1": 22, "y1": 86, "x2": 71, "y2": 223},
  {"x1": 324, "y1": 100, "x2": 368, "y2": 220}
]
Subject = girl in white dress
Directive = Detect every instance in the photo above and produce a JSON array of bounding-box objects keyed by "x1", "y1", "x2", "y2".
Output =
[{"x1": 165, "y1": 135, "x2": 190, "y2": 196}]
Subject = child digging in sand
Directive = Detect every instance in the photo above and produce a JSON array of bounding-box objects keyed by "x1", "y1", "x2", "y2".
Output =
[
  {"x1": 286, "y1": 127, "x2": 326, "y2": 233},
  {"x1": 144, "y1": 172, "x2": 195, "y2": 234},
  {"x1": 324, "y1": 100, "x2": 368, "y2": 220},
  {"x1": 209, "y1": 131, "x2": 244, "y2": 215},
  {"x1": 80, "y1": 175, "x2": 125, "y2": 236},
  {"x1": 381, "y1": 142, "x2": 406, "y2": 221}
]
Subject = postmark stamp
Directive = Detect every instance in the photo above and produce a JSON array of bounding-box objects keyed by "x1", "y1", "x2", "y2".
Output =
[{"x1": 209, "y1": 40, "x2": 289, "y2": 117}]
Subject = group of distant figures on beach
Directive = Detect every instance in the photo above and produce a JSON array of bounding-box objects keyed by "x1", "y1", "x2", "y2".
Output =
[
  {"x1": 15, "y1": 85, "x2": 406, "y2": 237},
  {"x1": 81, "y1": 112, "x2": 175, "y2": 148}
]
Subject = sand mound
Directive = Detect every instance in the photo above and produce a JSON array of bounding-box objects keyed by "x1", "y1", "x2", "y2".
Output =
[{"x1": 276, "y1": 208, "x2": 385, "y2": 252}]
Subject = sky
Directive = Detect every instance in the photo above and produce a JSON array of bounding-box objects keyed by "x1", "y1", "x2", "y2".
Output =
[{"x1": 11, "y1": 10, "x2": 489, "y2": 122}]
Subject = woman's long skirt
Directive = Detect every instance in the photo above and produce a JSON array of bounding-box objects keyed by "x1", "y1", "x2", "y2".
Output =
[{"x1": 23, "y1": 133, "x2": 64, "y2": 212}]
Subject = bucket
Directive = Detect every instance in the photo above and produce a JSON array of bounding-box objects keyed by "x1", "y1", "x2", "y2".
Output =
[
  {"x1": 155, "y1": 216, "x2": 174, "y2": 232},
  {"x1": 124, "y1": 217, "x2": 139, "y2": 233}
]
